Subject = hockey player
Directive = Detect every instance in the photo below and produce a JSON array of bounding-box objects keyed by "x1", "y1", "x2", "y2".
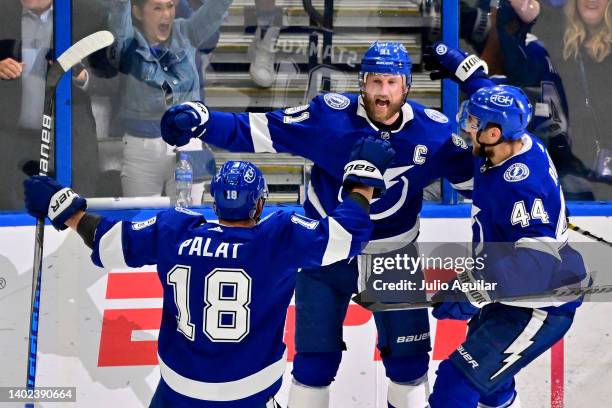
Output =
[
  {"x1": 160, "y1": 41, "x2": 476, "y2": 407},
  {"x1": 22, "y1": 136, "x2": 395, "y2": 408},
  {"x1": 430, "y1": 0, "x2": 596, "y2": 199},
  {"x1": 427, "y1": 85, "x2": 588, "y2": 407}
]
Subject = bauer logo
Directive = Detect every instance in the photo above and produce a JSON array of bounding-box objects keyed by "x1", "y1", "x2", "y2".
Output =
[
  {"x1": 435, "y1": 44, "x2": 448, "y2": 55},
  {"x1": 397, "y1": 332, "x2": 430, "y2": 343},
  {"x1": 323, "y1": 93, "x2": 350, "y2": 110},
  {"x1": 424, "y1": 108, "x2": 449, "y2": 123},
  {"x1": 504, "y1": 163, "x2": 530, "y2": 182},
  {"x1": 490, "y1": 93, "x2": 514, "y2": 107},
  {"x1": 461, "y1": 55, "x2": 482, "y2": 73}
]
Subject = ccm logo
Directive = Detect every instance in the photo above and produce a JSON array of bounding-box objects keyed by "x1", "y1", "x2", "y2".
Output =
[
  {"x1": 51, "y1": 189, "x2": 75, "y2": 212},
  {"x1": 344, "y1": 163, "x2": 376, "y2": 173}
]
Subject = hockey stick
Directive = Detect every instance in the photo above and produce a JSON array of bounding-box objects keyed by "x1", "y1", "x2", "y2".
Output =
[
  {"x1": 26, "y1": 31, "x2": 114, "y2": 392},
  {"x1": 567, "y1": 222, "x2": 612, "y2": 247},
  {"x1": 351, "y1": 283, "x2": 612, "y2": 312}
]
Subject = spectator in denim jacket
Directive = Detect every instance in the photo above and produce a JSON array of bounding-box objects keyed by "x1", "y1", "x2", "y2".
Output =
[{"x1": 107, "y1": 0, "x2": 231, "y2": 198}]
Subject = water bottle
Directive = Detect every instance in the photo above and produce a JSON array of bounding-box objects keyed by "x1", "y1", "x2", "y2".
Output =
[{"x1": 175, "y1": 153, "x2": 193, "y2": 207}]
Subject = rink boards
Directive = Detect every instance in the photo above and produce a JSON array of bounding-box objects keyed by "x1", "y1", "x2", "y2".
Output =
[{"x1": 0, "y1": 206, "x2": 610, "y2": 407}]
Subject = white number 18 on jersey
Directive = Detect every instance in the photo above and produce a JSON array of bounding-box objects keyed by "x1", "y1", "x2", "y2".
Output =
[{"x1": 167, "y1": 265, "x2": 252, "y2": 343}]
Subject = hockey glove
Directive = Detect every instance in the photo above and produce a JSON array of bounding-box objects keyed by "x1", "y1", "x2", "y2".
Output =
[
  {"x1": 343, "y1": 136, "x2": 395, "y2": 196},
  {"x1": 23, "y1": 176, "x2": 87, "y2": 231},
  {"x1": 423, "y1": 41, "x2": 488, "y2": 83},
  {"x1": 161, "y1": 101, "x2": 210, "y2": 147},
  {"x1": 431, "y1": 270, "x2": 491, "y2": 320}
]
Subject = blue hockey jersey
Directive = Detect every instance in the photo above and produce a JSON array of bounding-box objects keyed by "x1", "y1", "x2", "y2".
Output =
[
  {"x1": 471, "y1": 133, "x2": 588, "y2": 308},
  {"x1": 89, "y1": 200, "x2": 372, "y2": 407},
  {"x1": 204, "y1": 93, "x2": 474, "y2": 250}
]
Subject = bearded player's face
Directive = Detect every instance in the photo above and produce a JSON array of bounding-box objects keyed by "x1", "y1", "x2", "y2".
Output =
[{"x1": 362, "y1": 74, "x2": 408, "y2": 124}]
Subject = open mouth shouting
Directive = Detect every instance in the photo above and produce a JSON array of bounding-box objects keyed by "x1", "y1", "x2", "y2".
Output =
[
  {"x1": 375, "y1": 98, "x2": 390, "y2": 109},
  {"x1": 158, "y1": 23, "x2": 171, "y2": 37}
]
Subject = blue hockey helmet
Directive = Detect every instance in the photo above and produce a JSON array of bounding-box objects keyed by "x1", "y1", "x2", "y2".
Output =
[
  {"x1": 360, "y1": 41, "x2": 412, "y2": 86},
  {"x1": 210, "y1": 161, "x2": 268, "y2": 220},
  {"x1": 459, "y1": 85, "x2": 532, "y2": 141}
]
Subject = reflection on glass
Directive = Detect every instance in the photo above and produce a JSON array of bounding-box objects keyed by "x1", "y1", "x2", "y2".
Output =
[
  {"x1": 0, "y1": 0, "x2": 53, "y2": 211},
  {"x1": 457, "y1": 0, "x2": 611, "y2": 200}
]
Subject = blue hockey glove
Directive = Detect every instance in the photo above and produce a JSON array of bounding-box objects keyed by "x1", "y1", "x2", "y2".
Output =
[
  {"x1": 23, "y1": 176, "x2": 87, "y2": 231},
  {"x1": 343, "y1": 136, "x2": 395, "y2": 196},
  {"x1": 423, "y1": 41, "x2": 488, "y2": 83},
  {"x1": 431, "y1": 270, "x2": 491, "y2": 320},
  {"x1": 161, "y1": 101, "x2": 210, "y2": 147}
]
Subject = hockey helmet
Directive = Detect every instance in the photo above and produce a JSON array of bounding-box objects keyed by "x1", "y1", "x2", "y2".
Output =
[
  {"x1": 359, "y1": 41, "x2": 412, "y2": 87},
  {"x1": 210, "y1": 161, "x2": 268, "y2": 220},
  {"x1": 459, "y1": 85, "x2": 533, "y2": 141}
]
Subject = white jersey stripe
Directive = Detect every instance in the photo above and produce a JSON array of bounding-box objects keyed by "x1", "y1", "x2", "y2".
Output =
[
  {"x1": 248, "y1": 113, "x2": 277, "y2": 153},
  {"x1": 515, "y1": 236, "x2": 562, "y2": 260},
  {"x1": 306, "y1": 181, "x2": 328, "y2": 218},
  {"x1": 98, "y1": 222, "x2": 129, "y2": 269},
  {"x1": 158, "y1": 352, "x2": 286, "y2": 401},
  {"x1": 322, "y1": 217, "x2": 352, "y2": 266}
]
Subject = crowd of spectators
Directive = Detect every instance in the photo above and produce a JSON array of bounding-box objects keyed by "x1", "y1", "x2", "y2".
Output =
[{"x1": 0, "y1": 0, "x2": 610, "y2": 212}]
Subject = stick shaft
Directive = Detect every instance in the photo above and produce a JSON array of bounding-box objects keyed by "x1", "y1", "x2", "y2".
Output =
[
  {"x1": 26, "y1": 76, "x2": 56, "y2": 390},
  {"x1": 568, "y1": 222, "x2": 612, "y2": 247}
]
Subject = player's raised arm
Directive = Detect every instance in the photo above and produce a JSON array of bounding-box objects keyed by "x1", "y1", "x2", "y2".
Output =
[
  {"x1": 23, "y1": 176, "x2": 167, "y2": 269},
  {"x1": 274, "y1": 136, "x2": 396, "y2": 270},
  {"x1": 160, "y1": 96, "x2": 325, "y2": 161},
  {"x1": 424, "y1": 41, "x2": 494, "y2": 95}
]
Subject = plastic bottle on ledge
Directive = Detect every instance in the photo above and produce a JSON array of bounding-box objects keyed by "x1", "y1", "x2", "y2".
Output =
[{"x1": 175, "y1": 153, "x2": 193, "y2": 207}]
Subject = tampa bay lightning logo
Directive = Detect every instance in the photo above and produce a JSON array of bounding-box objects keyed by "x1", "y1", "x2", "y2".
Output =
[
  {"x1": 504, "y1": 163, "x2": 530, "y2": 182},
  {"x1": 244, "y1": 166, "x2": 256, "y2": 183},
  {"x1": 337, "y1": 165, "x2": 414, "y2": 220},
  {"x1": 323, "y1": 93, "x2": 350, "y2": 110},
  {"x1": 435, "y1": 44, "x2": 448, "y2": 55},
  {"x1": 490, "y1": 93, "x2": 514, "y2": 107}
]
